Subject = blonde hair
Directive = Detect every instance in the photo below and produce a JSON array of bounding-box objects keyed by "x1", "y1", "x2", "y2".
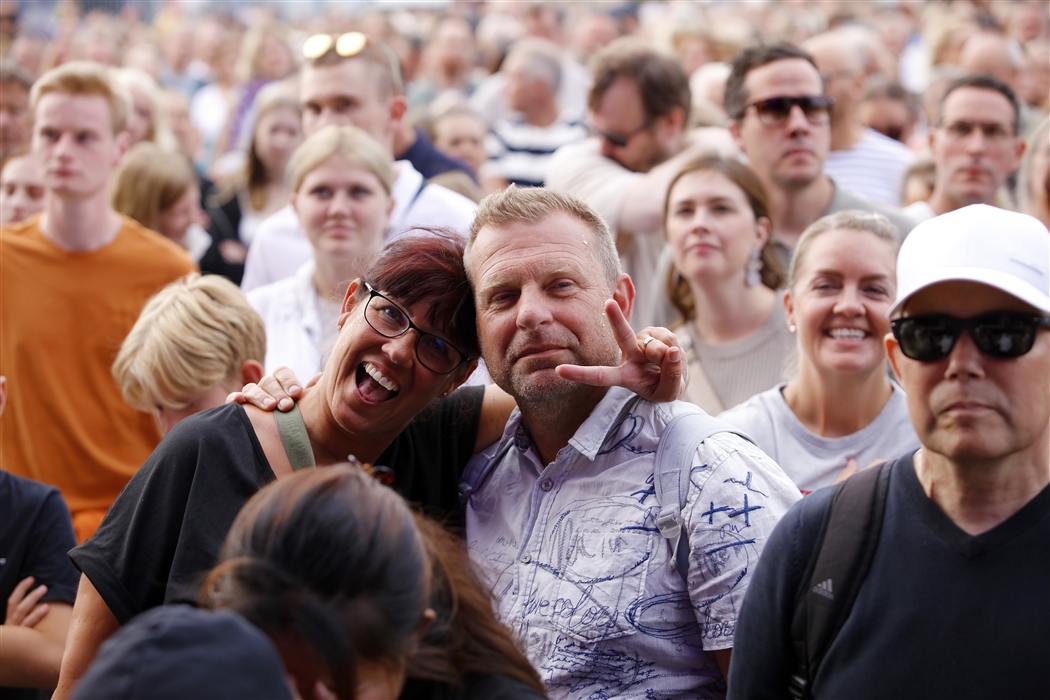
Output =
[
  {"x1": 287, "y1": 125, "x2": 394, "y2": 196},
  {"x1": 112, "y1": 67, "x2": 178, "y2": 151},
  {"x1": 113, "y1": 274, "x2": 267, "y2": 411},
  {"x1": 467, "y1": 185, "x2": 621, "y2": 287},
  {"x1": 788, "y1": 210, "x2": 901, "y2": 290},
  {"x1": 235, "y1": 24, "x2": 293, "y2": 84},
  {"x1": 111, "y1": 142, "x2": 197, "y2": 232},
  {"x1": 30, "y1": 60, "x2": 131, "y2": 134}
]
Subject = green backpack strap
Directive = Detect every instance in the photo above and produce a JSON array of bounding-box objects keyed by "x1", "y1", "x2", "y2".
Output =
[
  {"x1": 273, "y1": 405, "x2": 316, "y2": 471},
  {"x1": 788, "y1": 460, "x2": 892, "y2": 700}
]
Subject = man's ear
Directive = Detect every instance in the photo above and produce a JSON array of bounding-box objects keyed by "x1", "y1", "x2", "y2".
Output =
[
  {"x1": 114, "y1": 129, "x2": 132, "y2": 166},
  {"x1": 612, "y1": 273, "x2": 636, "y2": 324},
  {"x1": 239, "y1": 359, "x2": 265, "y2": 386},
  {"x1": 1010, "y1": 137, "x2": 1026, "y2": 172},
  {"x1": 728, "y1": 119, "x2": 744, "y2": 151},
  {"x1": 886, "y1": 332, "x2": 905, "y2": 382},
  {"x1": 389, "y1": 94, "x2": 408, "y2": 129}
]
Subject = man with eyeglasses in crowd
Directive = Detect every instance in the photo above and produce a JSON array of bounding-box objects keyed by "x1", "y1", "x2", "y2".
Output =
[
  {"x1": 546, "y1": 37, "x2": 737, "y2": 327},
  {"x1": 904, "y1": 74, "x2": 1026, "y2": 223},
  {"x1": 728, "y1": 203, "x2": 1049, "y2": 699},
  {"x1": 724, "y1": 42, "x2": 917, "y2": 272},
  {"x1": 240, "y1": 32, "x2": 477, "y2": 293}
]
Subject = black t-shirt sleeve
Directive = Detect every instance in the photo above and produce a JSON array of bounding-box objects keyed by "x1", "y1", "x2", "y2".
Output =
[
  {"x1": 378, "y1": 386, "x2": 485, "y2": 526},
  {"x1": 69, "y1": 405, "x2": 272, "y2": 625},
  {"x1": 0, "y1": 472, "x2": 79, "y2": 618},
  {"x1": 727, "y1": 485, "x2": 834, "y2": 700}
]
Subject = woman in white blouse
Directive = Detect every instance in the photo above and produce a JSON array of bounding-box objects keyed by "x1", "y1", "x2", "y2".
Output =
[{"x1": 248, "y1": 126, "x2": 394, "y2": 379}]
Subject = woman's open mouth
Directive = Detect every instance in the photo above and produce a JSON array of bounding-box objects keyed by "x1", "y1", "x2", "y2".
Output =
[{"x1": 355, "y1": 362, "x2": 400, "y2": 403}]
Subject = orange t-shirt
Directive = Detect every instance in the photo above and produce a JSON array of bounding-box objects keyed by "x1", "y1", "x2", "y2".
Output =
[{"x1": 1, "y1": 215, "x2": 197, "y2": 540}]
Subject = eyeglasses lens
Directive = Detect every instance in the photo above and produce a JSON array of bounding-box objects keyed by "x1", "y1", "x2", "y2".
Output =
[
  {"x1": 755, "y1": 97, "x2": 832, "y2": 126},
  {"x1": 365, "y1": 293, "x2": 460, "y2": 373}
]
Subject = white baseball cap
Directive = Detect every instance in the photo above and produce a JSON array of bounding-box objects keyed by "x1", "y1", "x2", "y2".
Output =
[{"x1": 890, "y1": 204, "x2": 1050, "y2": 317}]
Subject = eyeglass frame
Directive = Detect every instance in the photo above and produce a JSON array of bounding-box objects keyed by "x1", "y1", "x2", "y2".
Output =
[
  {"x1": 889, "y1": 312, "x2": 1050, "y2": 362},
  {"x1": 591, "y1": 117, "x2": 655, "y2": 148},
  {"x1": 362, "y1": 283, "x2": 468, "y2": 374},
  {"x1": 736, "y1": 95, "x2": 836, "y2": 126}
]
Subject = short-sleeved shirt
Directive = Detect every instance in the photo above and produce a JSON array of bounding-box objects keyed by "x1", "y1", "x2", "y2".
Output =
[
  {"x1": 70, "y1": 390, "x2": 484, "y2": 625},
  {"x1": 466, "y1": 387, "x2": 801, "y2": 699},
  {"x1": 719, "y1": 383, "x2": 920, "y2": 494},
  {"x1": 0, "y1": 215, "x2": 196, "y2": 533},
  {"x1": 0, "y1": 470, "x2": 80, "y2": 614}
]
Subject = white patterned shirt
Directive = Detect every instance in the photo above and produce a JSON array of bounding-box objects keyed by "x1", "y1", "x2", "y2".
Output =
[{"x1": 466, "y1": 387, "x2": 801, "y2": 699}]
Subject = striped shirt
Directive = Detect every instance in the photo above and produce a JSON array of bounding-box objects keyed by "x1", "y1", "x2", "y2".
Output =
[
  {"x1": 484, "y1": 112, "x2": 588, "y2": 187},
  {"x1": 823, "y1": 128, "x2": 915, "y2": 207}
]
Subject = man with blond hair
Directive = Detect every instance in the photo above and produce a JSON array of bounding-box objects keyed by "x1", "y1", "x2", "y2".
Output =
[
  {"x1": 462, "y1": 186, "x2": 799, "y2": 698},
  {"x1": 0, "y1": 61, "x2": 196, "y2": 543}
]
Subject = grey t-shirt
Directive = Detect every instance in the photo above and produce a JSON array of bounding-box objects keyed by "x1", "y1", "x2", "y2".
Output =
[{"x1": 718, "y1": 383, "x2": 920, "y2": 494}]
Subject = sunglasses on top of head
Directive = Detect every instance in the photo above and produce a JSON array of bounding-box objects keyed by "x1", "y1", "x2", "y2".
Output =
[
  {"x1": 302, "y1": 32, "x2": 368, "y2": 60},
  {"x1": 739, "y1": 95, "x2": 835, "y2": 126},
  {"x1": 890, "y1": 312, "x2": 1050, "y2": 362}
]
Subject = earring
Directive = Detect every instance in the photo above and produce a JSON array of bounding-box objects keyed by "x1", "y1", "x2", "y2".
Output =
[
  {"x1": 745, "y1": 249, "x2": 763, "y2": 287},
  {"x1": 789, "y1": 324, "x2": 796, "y2": 333}
]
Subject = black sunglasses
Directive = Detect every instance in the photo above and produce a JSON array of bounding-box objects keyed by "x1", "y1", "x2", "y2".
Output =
[
  {"x1": 740, "y1": 95, "x2": 835, "y2": 126},
  {"x1": 890, "y1": 312, "x2": 1050, "y2": 362},
  {"x1": 592, "y1": 118, "x2": 654, "y2": 148},
  {"x1": 363, "y1": 283, "x2": 467, "y2": 374}
]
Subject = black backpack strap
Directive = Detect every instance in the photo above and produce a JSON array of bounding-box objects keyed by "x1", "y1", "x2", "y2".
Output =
[{"x1": 788, "y1": 461, "x2": 892, "y2": 700}]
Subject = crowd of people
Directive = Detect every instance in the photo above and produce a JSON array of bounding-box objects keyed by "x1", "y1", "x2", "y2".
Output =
[{"x1": 0, "y1": 1, "x2": 1047, "y2": 699}]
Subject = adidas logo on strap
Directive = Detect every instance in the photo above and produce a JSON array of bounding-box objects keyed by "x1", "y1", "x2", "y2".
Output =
[{"x1": 812, "y1": 578, "x2": 834, "y2": 600}]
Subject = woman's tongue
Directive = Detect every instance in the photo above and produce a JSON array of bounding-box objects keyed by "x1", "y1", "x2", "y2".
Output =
[{"x1": 356, "y1": 364, "x2": 398, "y2": 402}]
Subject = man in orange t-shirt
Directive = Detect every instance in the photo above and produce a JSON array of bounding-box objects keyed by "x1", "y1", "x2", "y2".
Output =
[{"x1": 0, "y1": 62, "x2": 196, "y2": 542}]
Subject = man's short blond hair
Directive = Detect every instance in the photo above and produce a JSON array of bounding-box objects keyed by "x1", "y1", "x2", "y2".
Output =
[
  {"x1": 467, "y1": 186, "x2": 622, "y2": 288},
  {"x1": 30, "y1": 61, "x2": 131, "y2": 134},
  {"x1": 113, "y1": 274, "x2": 266, "y2": 411}
]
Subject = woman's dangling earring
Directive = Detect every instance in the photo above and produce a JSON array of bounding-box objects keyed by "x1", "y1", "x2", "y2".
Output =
[{"x1": 745, "y1": 249, "x2": 763, "y2": 287}]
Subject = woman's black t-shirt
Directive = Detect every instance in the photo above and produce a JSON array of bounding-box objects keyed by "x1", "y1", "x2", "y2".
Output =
[{"x1": 69, "y1": 388, "x2": 485, "y2": 625}]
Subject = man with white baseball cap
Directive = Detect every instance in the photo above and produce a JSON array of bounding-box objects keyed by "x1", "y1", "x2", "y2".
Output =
[{"x1": 728, "y1": 203, "x2": 1048, "y2": 699}]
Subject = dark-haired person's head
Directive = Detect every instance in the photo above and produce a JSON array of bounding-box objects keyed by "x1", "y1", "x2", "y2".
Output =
[
  {"x1": 587, "y1": 37, "x2": 691, "y2": 173},
  {"x1": 202, "y1": 465, "x2": 431, "y2": 700},
  {"x1": 927, "y1": 74, "x2": 1025, "y2": 214},
  {"x1": 0, "y1": 58, "x2": 33, "y2": 163},
  {"x1": 307, "y1": 231, "x2": 478, "y2": 452},
  {"x1": 725, "y1": 43, "x2": 831, "y2": 193}
]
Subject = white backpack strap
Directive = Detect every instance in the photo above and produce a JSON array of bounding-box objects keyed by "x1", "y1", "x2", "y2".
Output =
[{"x1": 654, "y1": 412, "x2": 756, "y2": 578}]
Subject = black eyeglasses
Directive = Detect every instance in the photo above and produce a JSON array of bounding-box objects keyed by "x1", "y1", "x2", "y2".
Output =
[
  {"x1": 591, "y1": 118, "x2": 654, "y2": 148},
  {"x1": 739, "y1": 95, "x2": 835, "y2": 126},
  {"x1": 363, "y1": 283, "x2": 467, "y2": 374},
  {"x1": 890, "y1": 312, "x2": 1050, "y2": 362}
]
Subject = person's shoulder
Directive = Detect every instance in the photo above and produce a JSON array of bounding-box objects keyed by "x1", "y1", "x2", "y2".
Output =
[
  {"x1": 549, "y1": 137, "x2": 601, "y2": 166},
  {"x1": 861, "y1": 128, "x2": 915, "y2": 161},
  {"x1": 719, "y1": 386, "x2": 783, "y2": 428},
  {"x1": 245, "y1": 271, "x2": 299, "y2": 311},
  {"x1": 162, "y1": 403, "x2": 251, "y2": 452},
  {"x1": 417, "y1": 181, "x2": 478, "y2": 223},
  {"x1": 1, "y1": 469, "x2": 63, "y2": 509},
  {"x1": 254, "y1": 203, "x2": 300, "y2": 240},
  {"x1": 829, "y1": 182, "x2": 919, "y2": 234},
  {"x1": 0, "y1": 215, "x2": 44, "y2": 253},
  {"x1": 117, "y1": 216, "x2": 197, "y2": 272}
]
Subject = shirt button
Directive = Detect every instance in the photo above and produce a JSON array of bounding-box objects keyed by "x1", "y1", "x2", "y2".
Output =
[
  {"x1": 541, "y1": 479, "x2": 553, "y2": 492},
  {"x1": 520, "y1": 552, "x2": 532, "y2": 564}
]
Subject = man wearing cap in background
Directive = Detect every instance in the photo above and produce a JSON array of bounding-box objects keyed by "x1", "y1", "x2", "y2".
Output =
[{"x1": 728, "y1": 203, "x2": 1049, "y2": 699}]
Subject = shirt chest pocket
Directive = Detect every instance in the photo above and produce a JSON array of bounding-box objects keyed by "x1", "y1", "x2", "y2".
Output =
[{"x1": 543, "y1": 498, "x2": 655, "y2": 643}]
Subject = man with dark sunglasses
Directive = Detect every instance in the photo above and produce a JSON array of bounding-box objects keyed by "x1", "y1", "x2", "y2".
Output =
[
  {"x1": 547, "y1": 37, "x2": 737, "y2": 327},
  {"x1": 728, "y1": 204, "x2": 1049, "y2": 700},
  {"x1": 724, "y1": 42, "x2": 917, "y2": 272}
]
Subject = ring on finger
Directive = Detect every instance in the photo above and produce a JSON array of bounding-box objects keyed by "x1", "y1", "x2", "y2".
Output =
[{"x1": 642, "y1": 335, "x2": 656, "y2": 350}]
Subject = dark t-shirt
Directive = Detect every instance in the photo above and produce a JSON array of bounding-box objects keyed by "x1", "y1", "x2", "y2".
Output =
[
  {"x1": 727, "y1": 452, "x2": 1050, "y2": 700},
  {"x1": 1, "y1": 471, "x2": 80, "y2": 699},
  {"x1": 70, "y1": 388, "x2": 484, "y2": 625},
  {"x1": 0, "y1": 470, "x2": 80, "y2": 615},
  {"x1": 398, "y1": 128, "x2": 478, "y2": 182}
]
